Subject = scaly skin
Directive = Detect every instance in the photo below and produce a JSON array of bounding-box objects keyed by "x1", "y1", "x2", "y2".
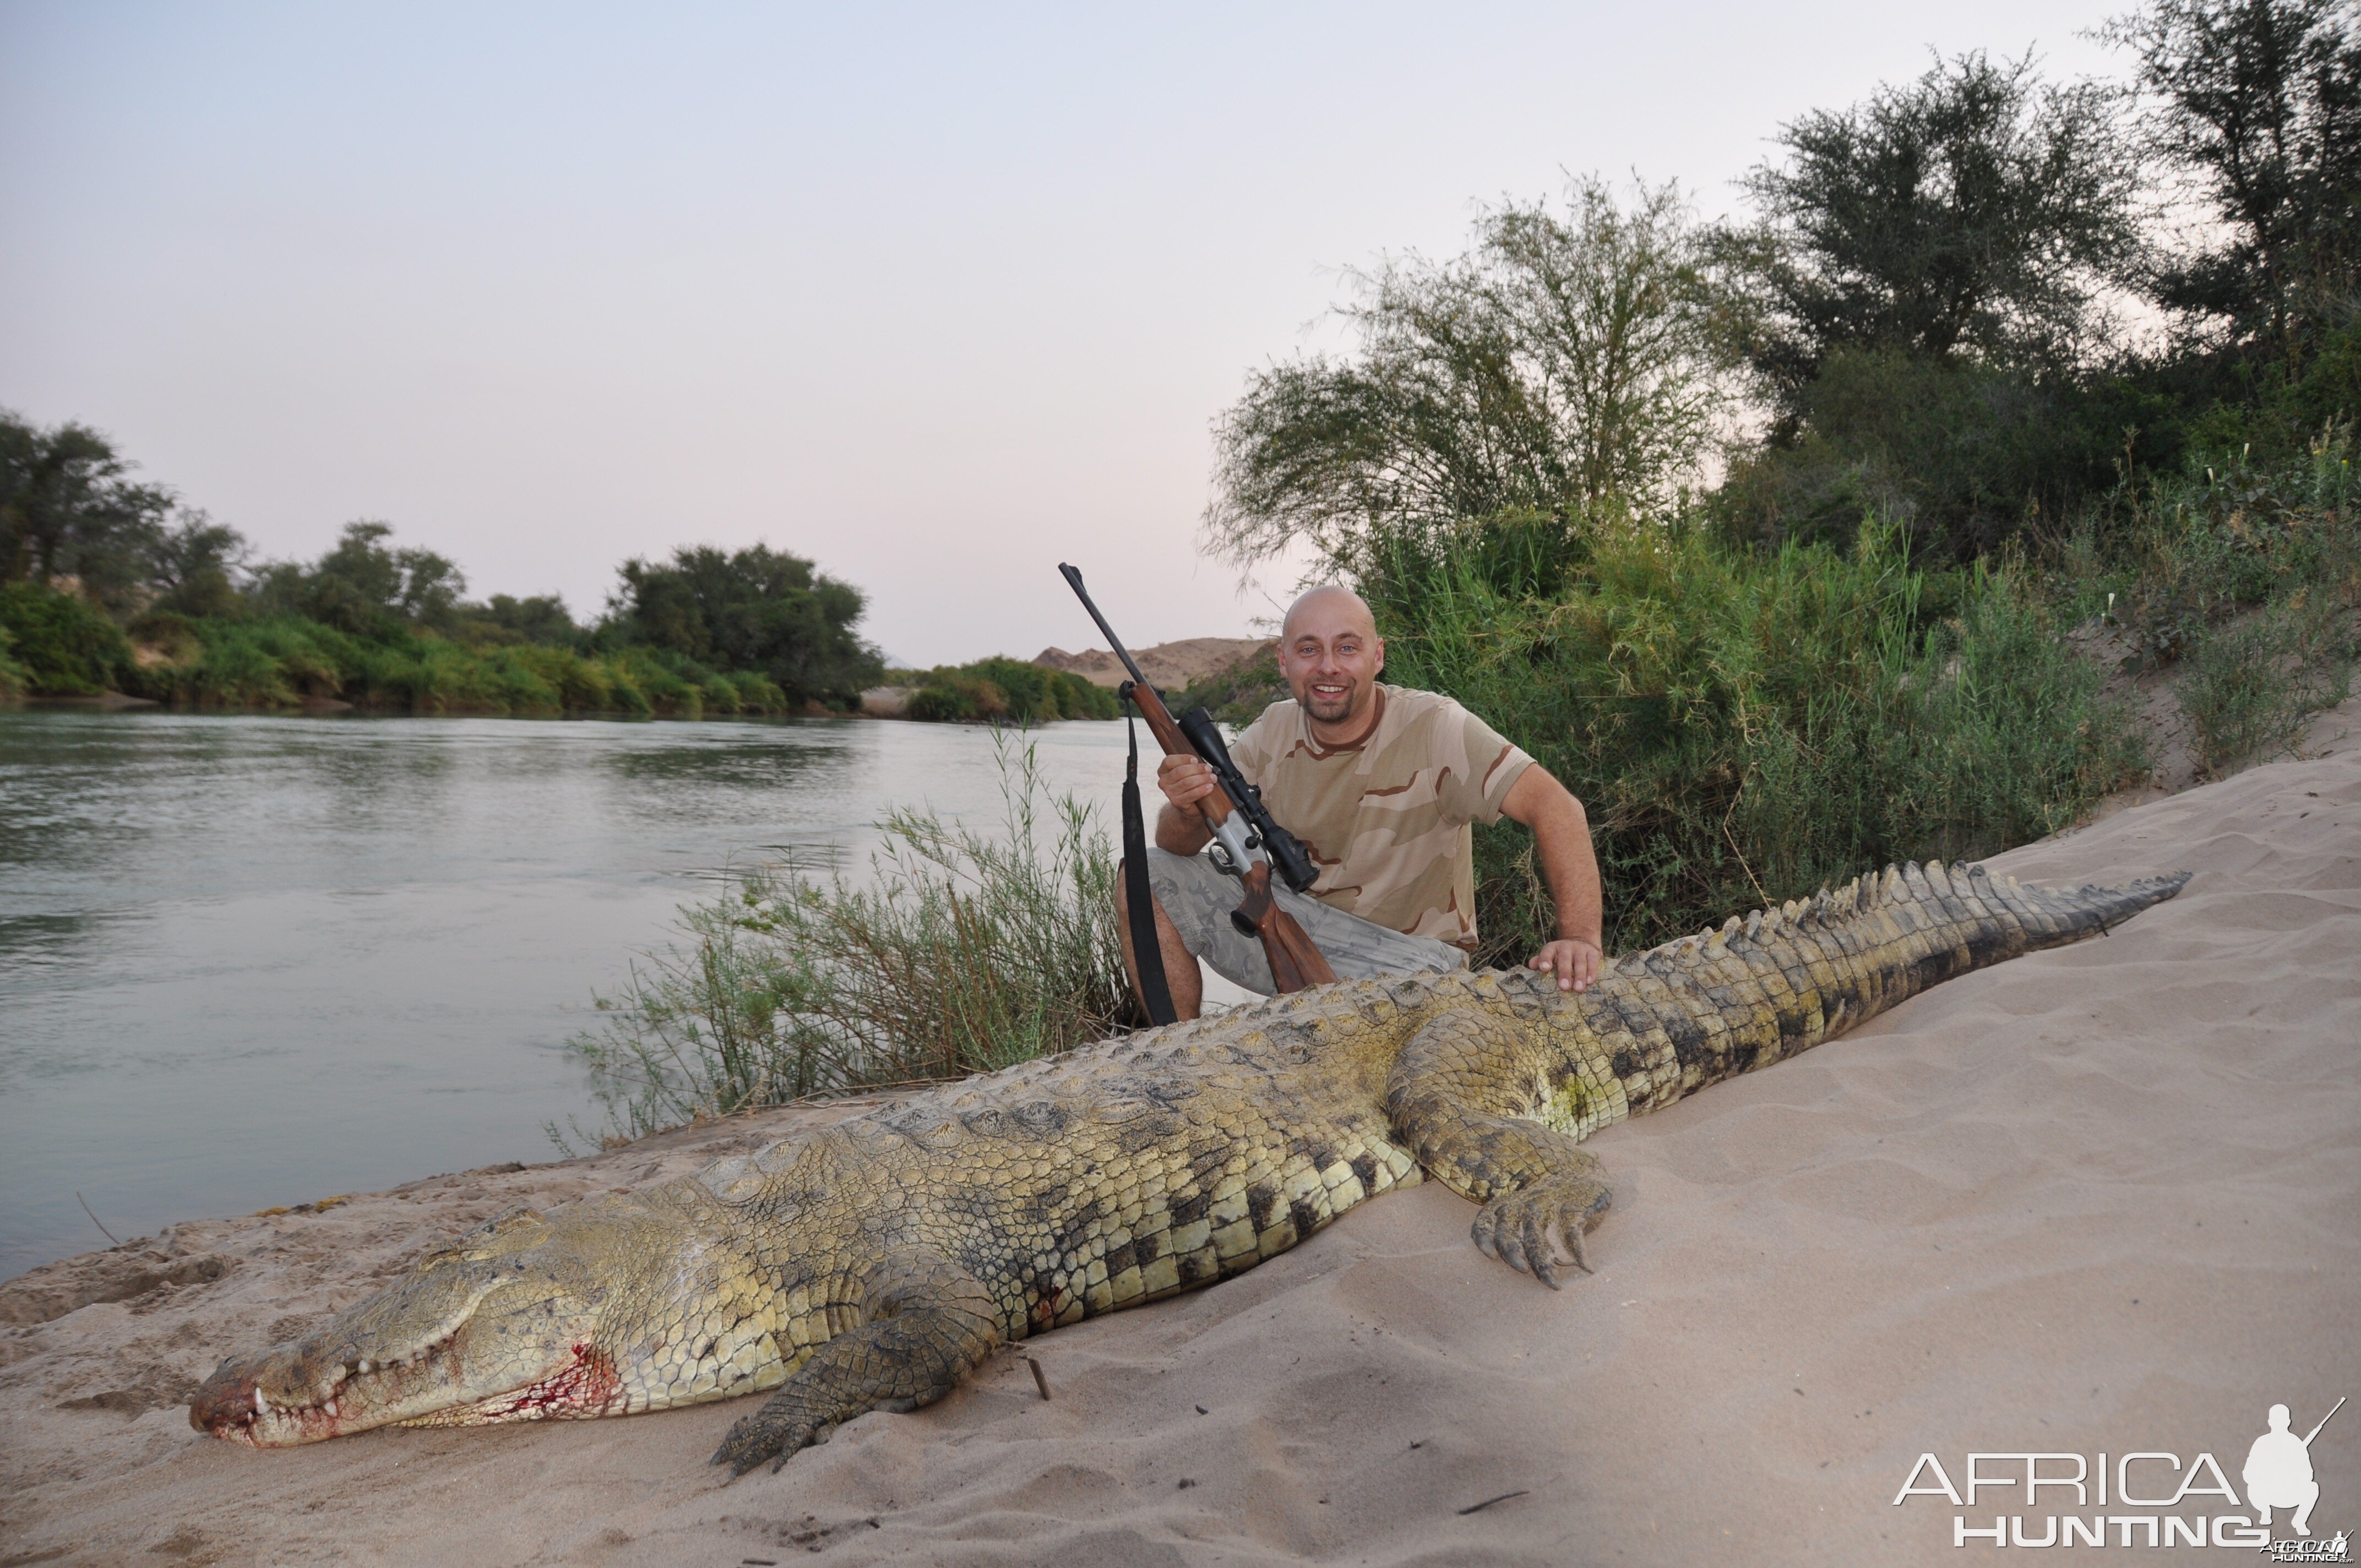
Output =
[{"x1": 190, "y1": 860, "x2": 2188, "y2": 1474}]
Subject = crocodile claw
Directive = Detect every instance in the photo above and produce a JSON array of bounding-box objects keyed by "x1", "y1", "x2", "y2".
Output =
[
  {"x1": 1470, "y1": 1173, "x2": 1611, "y2": 1288},
  {"x1": 711, "y1": 1411, "x2": 829, "y2": 1478}
]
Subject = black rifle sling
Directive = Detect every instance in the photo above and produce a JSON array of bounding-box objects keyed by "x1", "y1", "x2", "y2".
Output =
[{"x1": 1120, "y1": 701, "x2": 1178, "y2": 1026}]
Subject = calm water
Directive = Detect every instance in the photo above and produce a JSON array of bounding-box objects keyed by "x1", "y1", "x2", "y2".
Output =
[{"x1": 0, "y1": 710, "x2": 1140, "y2": 1282}]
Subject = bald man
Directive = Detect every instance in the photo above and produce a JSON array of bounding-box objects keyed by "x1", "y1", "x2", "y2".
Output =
[{"x1": 1119, "y1": 584, "x2": 1604, "y2": 1019}]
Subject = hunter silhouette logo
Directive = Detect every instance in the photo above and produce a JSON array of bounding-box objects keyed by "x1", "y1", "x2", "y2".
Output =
[
  {"x1": 2249, "y1": 1398, "x2": 2342, "y2": 1553},
  {"x1": 1891, "y1": 1394, "x2": 2347, "y2": 1551}
]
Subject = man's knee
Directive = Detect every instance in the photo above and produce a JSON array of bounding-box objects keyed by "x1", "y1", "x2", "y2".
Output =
[{"x1": 1115, "y1": 859, "x2": 1193, "y2": 950}]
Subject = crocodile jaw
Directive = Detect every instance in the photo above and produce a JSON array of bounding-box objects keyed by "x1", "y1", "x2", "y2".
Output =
[
  {"x1": 189, "y1": 1314, "x2": 615, "y2": 1446},
  {"x1": 190, "y1": 1208, "x2": 613, "y2": 1446}
]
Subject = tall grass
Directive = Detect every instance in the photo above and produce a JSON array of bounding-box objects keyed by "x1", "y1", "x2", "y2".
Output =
[
  {"x1": 2058, "y1": 427, "x2": 2361, "y2": 776},
  {"x1": 2092, "y1": 427, "x2": 2361, "y2": 667},
  {"x1": 2178, "y1": 590, "x2": 2355, "y2": 776},
  {"x1": 561, "y1": 734, "x2": 1131, "y2": 1143},
  {"x1": 1362, "y1": 517, "x2": 2147, "y2": 963}
]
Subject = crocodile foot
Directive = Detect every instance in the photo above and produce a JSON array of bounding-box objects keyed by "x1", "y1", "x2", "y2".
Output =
[
  {"x1": 1470, "y1": 1170, "x2": 1612, "y2": 1289},
  {"x1": 711, "y1": 1407, "x2": 837, "y2": 1477}
]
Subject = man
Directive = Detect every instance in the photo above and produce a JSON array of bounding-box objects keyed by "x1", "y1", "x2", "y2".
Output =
[
  {"x1": 1119, "y1": 583, "x2": 1603, "y2": 1020},
  {"x1": 2243, "y1": 1402, "x2": 2322, "y2": 1539}
]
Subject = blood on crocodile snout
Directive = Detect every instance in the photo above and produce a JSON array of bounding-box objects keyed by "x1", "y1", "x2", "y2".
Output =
[{"x1": 188, "y1": 1360, "x2": 263, "y2": 1440}]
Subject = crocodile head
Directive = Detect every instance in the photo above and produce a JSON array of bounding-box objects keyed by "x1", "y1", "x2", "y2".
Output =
[{"x1": 191, "y1": 1200, "x2": 638, "y2": 1446}]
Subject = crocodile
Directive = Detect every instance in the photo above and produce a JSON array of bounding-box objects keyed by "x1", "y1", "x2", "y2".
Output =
[{"x1": 189, "y1": 859, "x2": 2186, "y2": 1474}]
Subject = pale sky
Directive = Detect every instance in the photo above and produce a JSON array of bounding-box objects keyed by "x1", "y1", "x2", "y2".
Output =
[{"x1": 1, "y1": 2, "x2": 2131, "y2": 667}]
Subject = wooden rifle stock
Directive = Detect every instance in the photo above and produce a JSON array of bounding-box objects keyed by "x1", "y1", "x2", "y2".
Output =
[
  {"x1": 1122, "y1": 679, "x2": 1337, "y2": 992},
  {"x1": 1228, "y1": 861, "x2": 1336, "y2": 991}
]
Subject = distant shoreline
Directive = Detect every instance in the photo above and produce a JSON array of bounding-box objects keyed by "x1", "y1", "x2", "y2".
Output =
[{"x1": 6, "y1": 695, "x2": 1124, "y2": 725}]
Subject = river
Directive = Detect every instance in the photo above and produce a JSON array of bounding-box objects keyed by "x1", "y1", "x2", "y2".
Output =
[{"x1": 0, "y1": 709, "x2": 1151, "y2": 1282}]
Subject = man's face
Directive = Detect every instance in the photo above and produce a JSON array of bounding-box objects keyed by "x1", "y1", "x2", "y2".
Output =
[{"x1": 1278, "y1": 594, "x2": 1384, "y2": 728}]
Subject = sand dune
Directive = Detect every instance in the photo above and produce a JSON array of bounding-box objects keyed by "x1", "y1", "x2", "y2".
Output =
[{"x1": 3, "y1": 703, "x2": 2355, "y2": 1566}]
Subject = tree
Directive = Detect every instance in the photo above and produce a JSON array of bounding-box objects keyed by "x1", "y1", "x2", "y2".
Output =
[
  {"x1": 2104, "y1": 0, "x2": 2361, "y2": 355},
  {"x1": 1204, "y1": 177, "x2": 1722, "y2": 571},
  {"x1": 252, "y1": 520, "x2": 468, "y2": 633},
  {"x1": 480, "y1": 594, "x2": 578, "y2": 644},
  {"x1": 0, "y1": 410, "x2": 173, "y2": 606},
  {"x1": 1723, "y1": 53, "x2": 2139, "y2": 408},
  {"x1": 607, "y1": 544, "x2": 882, "y2": 704},
  {"x1": 144, "y1": 511, "x2": 252, "y2": 618}
]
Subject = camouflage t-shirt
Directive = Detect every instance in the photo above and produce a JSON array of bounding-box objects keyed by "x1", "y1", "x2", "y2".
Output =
[{"x1": 1227, "y1": 684, "x2": 1534, "y2": 950}]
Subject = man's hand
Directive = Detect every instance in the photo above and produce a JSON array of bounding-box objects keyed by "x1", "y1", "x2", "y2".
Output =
[
  {"x1": 1156, "y1": 754, "x2": 1218, "y2": 814},
  {"x1": 1527, "y1": 938, "x2": 1602, "y2": 993}
]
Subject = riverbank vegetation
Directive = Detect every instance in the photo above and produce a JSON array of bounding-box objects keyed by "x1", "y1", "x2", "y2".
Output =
[
  {"x1": 1196, "y1": 6, "x2": 2361, "y2": 961},
  {"x1": 559, "y1": 738, "x2": 1130, "y2": 1141},
  {"x1": 0, "y1": 440, "x2": 885, "y2": 714},
  {"x1": 897, "y1": 656, "x2": 1122, "y2": 722}
]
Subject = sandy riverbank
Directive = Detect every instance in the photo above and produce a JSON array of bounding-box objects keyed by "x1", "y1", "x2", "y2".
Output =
[{"x1": 2, "y1": 699, "x2": 2355, "y2": 1566}]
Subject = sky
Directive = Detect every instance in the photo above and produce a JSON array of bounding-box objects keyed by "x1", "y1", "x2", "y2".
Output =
[{"x1": 1, "y1": 2, "x2": 2136, "y2": 667}]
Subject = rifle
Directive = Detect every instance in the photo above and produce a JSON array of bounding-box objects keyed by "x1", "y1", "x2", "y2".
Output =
[{"x1": 1059, "y1": 564, "x2": 1335, "y2": 995}]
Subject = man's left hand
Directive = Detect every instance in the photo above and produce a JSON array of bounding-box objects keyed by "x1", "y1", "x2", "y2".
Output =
[{"x1": 1528, "y1": 938, "x2": 1603, "y2": 993}]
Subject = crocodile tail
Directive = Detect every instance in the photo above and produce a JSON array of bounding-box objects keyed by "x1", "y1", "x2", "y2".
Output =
[
  {"x1": 1965, "y1": 864, "x2": 2193, "y2": 949},
  {"x1": 1587, "y1": 862, "x2": 2191, "y2": 1121}
]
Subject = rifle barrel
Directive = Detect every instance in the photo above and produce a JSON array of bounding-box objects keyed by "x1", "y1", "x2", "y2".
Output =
[
  {"x1": 1058, "y1": 564, "x2": 1151, "y2": 692},
  {"x1": 2304, "y1": 1396, "x2": 2345, "y2": 1446}
]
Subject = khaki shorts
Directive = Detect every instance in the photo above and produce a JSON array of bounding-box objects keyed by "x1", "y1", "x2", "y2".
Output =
[{"x1": 1141, "y1": 847, "x2": 1468, "y2": 997}]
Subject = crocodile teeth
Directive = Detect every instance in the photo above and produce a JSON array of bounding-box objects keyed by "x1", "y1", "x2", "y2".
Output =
[{"x1": 253, "y1": 1389, "x2": 266, "y2": 1414}]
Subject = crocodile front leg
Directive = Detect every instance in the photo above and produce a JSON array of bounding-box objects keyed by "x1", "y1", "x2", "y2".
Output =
[
  {"x1": 1385, "y1": 1007, "x2": 1614, "y2": 1288},
  {"x1": 711, "y1": 1247, "x2": 1004, "y2": 1476}
]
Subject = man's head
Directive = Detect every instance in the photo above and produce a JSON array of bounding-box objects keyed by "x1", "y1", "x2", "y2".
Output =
[
  {"x1": 1278, "y1": 585, "x2": 1383, "y2": 732},
  {"x1": 2270, "y1": 1404, "x2": 2292, "y2": 1431}
]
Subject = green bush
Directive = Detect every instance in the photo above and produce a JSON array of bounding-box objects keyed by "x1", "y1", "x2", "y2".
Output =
[
  {"x1": 902, "y1": 657, "x2": 1120, "y2": 723},
  {"x1": 2099, "y1": 431, "x2": 2361, "y2": 669},
  {"x1": 1716, "y1": 348, "x2": 2175, "y2": 560},
  {"x1": 1363, "y1": 516, "x2": 2145, "y2": 962},
  {"x1": 1179, "y1": 641, "x2": 1286, "y2": 724},
  {"x1": 2178, "y1": 590, "x2": 2357, "y2": 777},
  {"x1": 0, "y1": 583, "x2": 134, "y2": 695},
  {"x1": 905, "y1": 674, "x2": 1007, "y2": 722}
]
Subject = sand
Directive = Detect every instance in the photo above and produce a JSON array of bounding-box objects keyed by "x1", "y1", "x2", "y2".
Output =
[{"x1": 3, "y1": 703, "x2": 2357, "y2": 1566}]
